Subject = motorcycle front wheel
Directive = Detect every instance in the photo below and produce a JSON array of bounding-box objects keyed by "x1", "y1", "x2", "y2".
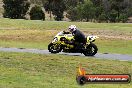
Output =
[
  {"x1": 83, "y1": 43, "x2": 98, "y2": 56},
  {"x1": 48, "y1": 43, "x2": 62, "y2": 53}
]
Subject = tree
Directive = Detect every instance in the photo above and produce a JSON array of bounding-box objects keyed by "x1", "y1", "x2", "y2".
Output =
[
  {"x1": 3, "y1": 0, "x2": 30, "y2": 19},
  {"x1": 44, "y1": 0, "x2": 66, "y2": 21},
  {"x1": 90, "y1": 0, "x2": 104, "y2": 21},
  {"x1": 107, "y1": 0, "x2": 132, "y2": 22},
  {"x1": 67, "y1": 7, "x2": 79, "y2": 21},
  {"x1": 118, "y1": 13, "x2": 128, "y2": 23},
  {"x1": 67, "y1": 0, "x2": 96, "y2": 21},
  {"x1": 64, "y1": 0, "x2": 84, "y2": 10},
  {"x1": 30, "y1": 0, "x2": 132, "y2": 22},
  {"x1": 108, "y1": 9, "x2": 118, "y2": 22},
  {"x1": 52, "y1": 0, "x2": 66, "y2": 21},
  {"x1": 43, "y1": 0, "x2": 52, "y2": 20},
  {"x1": 30, "y1": 0, "x2": 42, "y2": 4},
  {"x1": 29, "y1": 5, "x2": 45, "y2": 20},
  {"x1": 81, "y1": 1, "x2": 96, "y2": 21},
  {"x1": 98, "y1": 12, "x2": 108, "y2": 22},
  {"x1": 90, "y1": 0, "x2": 102, "y2": 6},
  {"x1": 90, "y1": 0, "x2": 132, "y2": 22}
]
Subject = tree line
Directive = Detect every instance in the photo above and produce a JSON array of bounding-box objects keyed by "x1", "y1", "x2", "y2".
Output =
[
  {"x1": 3, "y1": 0, "x2": 132, "y2": 22},
  {"x1": 67, "y1": 0, "x2": 132, "y2": 22}
]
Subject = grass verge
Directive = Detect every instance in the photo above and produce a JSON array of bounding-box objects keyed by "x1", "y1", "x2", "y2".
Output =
[
  {"x1": 0, "y1": 18, "x2": 132, "y2": 31},
  {"x1": 0, "y1": 52, "x2": 132, "y2": 88}
]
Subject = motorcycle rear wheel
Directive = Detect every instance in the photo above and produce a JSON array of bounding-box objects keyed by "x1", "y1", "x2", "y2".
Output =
[
  {"x1": 83, "y1": 43, "x2": 98, "y2": 56},
  {"x1": 48, "y1": 43, "x2": 62, "y2": 53}
]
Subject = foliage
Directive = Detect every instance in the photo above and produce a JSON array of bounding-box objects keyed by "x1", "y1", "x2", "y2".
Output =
[
  {"x1": 67, "y1": 0, "x2": 132, "y2": 22},
  {"x1": 3, "y1": 0, "x2": 30, "y2": 19},
  {"x1": 64, "y1": 0, "x2": 84, "y2": 9},
  {"x1": 67, "y1": 0, "x2": 96, "y2": 22},
  {"x1": 108, "y1": 9, "x2": 118, "y2": 22},
  {"x1": 2, "y1": 0, "x2": 132, "y2": 22},
  {"x1": 98, "y1": 12, "x2": 108, "y2": 22},
  {"x1": 44, "y1": 0, "x2": 66, "y2": 21},
  {"x1": 118, "y1": 13, "x2": 128, "y2": 23},
  {"x1": 66, "y1": 7, "x2": 79, "y2": 21},
  {"x1": 29, "y1": 5, "x2": 45, "y2": 20},
  {"x1": 81, "y1": 1, "x2": 95, "y2": 21}
]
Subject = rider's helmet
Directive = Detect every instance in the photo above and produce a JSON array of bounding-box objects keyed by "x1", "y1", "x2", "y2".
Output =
[{"x1": 69, "y1": 25, "x2": 77, "y2": 33}]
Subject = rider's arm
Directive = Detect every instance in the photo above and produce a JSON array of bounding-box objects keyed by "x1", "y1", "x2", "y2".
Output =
[{"x1": 63, "y1": 31, "x2": 70, "y2": 34}]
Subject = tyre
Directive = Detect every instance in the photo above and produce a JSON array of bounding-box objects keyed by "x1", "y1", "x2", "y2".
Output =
[
  {"x1": 76, "y1": 76, "x2": 86, "y2": 85},
  {"x1": 48, "y1": 43, "x2": 62, "y2": 53},
  {"x1": 83, "y1": 43, "x2": 98, "y2": 56}
]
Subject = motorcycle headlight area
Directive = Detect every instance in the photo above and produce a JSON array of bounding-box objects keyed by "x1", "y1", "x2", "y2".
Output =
[
  {"x1": 52, "y1": 37, "x2": 58, "y2": 43},
  {"x1": 88, "y1": 36, "x2": 95, "y2": 42}
]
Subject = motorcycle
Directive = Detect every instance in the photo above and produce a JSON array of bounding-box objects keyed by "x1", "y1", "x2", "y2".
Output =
[{"x1": 48, "y1": 31, "x2": 99, "y2": 56}]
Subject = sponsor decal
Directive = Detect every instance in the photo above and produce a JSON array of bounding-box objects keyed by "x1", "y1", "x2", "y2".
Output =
[{"x1": 76, "y1": 65, "x2": 131, "y2": 85}]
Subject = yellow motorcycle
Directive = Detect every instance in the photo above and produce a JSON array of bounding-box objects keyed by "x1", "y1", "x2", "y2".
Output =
[{"x1": 48, "y1": 31, "x2": 99, "y2": 56}]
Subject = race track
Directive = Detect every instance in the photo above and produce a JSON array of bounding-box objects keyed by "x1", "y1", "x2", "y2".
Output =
[{"x1": 0, "y1": 47, "x2": 132, "y2": 61}]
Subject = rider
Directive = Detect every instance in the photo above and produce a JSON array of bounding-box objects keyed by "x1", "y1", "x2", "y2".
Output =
[{"x1": 65, "y1": 25, "x2": 86, "y2": 50}]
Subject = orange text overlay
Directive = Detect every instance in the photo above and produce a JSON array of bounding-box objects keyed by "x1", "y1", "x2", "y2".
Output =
[{"x1": 76, "y1": 74, "x2": 131, "y2": 85}]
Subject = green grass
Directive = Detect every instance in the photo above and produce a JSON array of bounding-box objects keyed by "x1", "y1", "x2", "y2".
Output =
[
  {"x1": 0, "y1": 40, "x2": 48, "y2": 49},
  {"x1": 0, "y1": 52, "x2": 132, "y2": 88},
  {"x1": 0, "y1": 18, "x2": 132, "y2": 32},
  {"x1": 0, "y1": 18, "x2": 132, "y2": 54},
  {"x1": 96, "y1": 39, "x2": 132, "y2": 54}
]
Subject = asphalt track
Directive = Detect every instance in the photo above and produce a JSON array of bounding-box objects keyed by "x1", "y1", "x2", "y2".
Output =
[{"x1": 0, "y1": 47, "x2": 132, "y2": 61}]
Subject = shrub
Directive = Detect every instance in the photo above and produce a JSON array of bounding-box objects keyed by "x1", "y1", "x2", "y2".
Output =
[
  {"x1": 3, "y1": 0, "x2": 30, "y2": 19},
  {"x1": 29, "y1": 5, "x2": 45, "y2": 20}
]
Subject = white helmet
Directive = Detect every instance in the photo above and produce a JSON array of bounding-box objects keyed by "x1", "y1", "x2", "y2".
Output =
[{"x1": 69, "y1": 25, "x2": 77, "y2": 32}]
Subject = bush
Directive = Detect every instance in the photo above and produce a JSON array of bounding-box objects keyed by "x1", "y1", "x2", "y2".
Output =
[
  {"x1": 81, "y1": 1, "x2": 95, "y2": 22},
  {"x1": 67, "y1": 1, "x2": 96, "y2": 22},
  {"x1": 98, "y1": 13, "x2": 107, "y2": 22},
  {"x1": 108, "y1": 10, "x2": 118, "y2": 22},
  {"x1": 29, "y1": 5, "x2": 45, "y2": 20},
  {"x1": 118, "y1": 13, "x2": 128, "y2": 23},
  {"x1": 3, "y1": 0, "x2": 30, "y2": 19},
  {"x1": 66, "y1": 7, "x2": 79, "y2": 21},
  {"x1": 44, "y1": 0, "x2": 66, "y2": 21}
]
